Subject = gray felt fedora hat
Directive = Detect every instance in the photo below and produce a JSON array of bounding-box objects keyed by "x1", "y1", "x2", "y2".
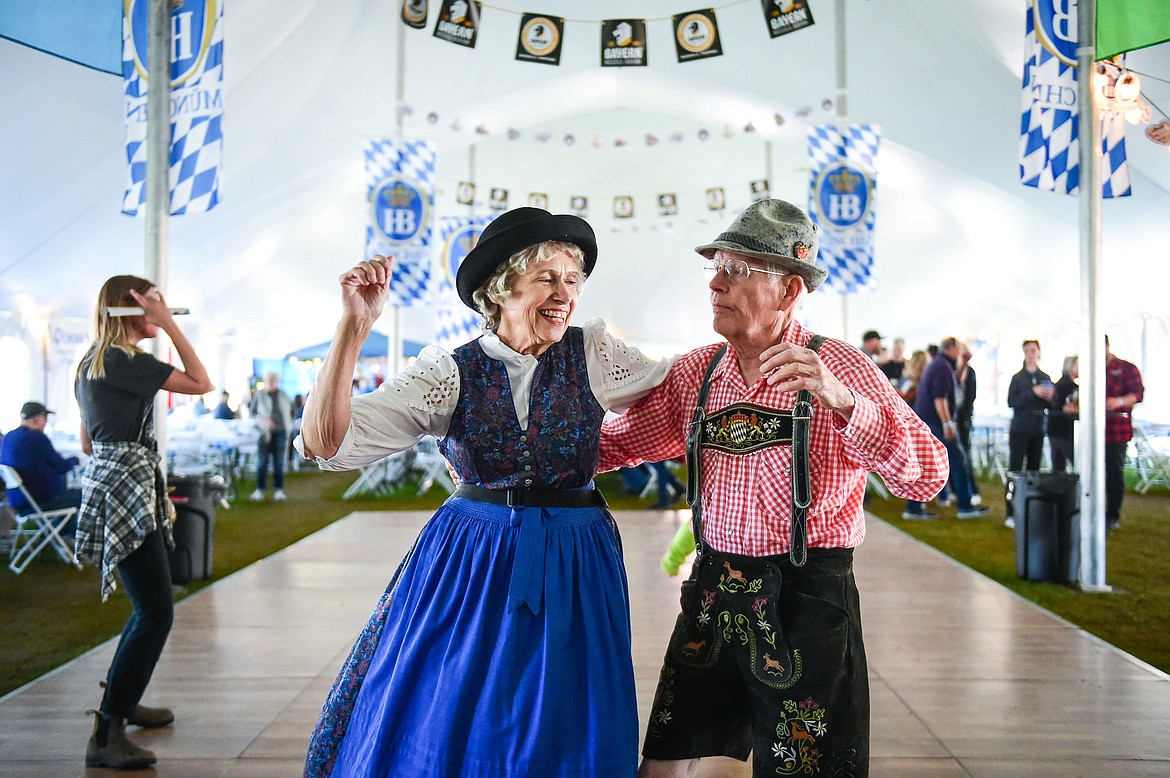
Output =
[{"x1": 694, "y1": 199, "x2": 828, "y2": 290}]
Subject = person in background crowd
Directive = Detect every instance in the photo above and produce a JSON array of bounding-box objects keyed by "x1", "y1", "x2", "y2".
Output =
[
  {"x1": 860, "y1": 329, "x2": 884, "y2": 363},
  {"x1": 1048, "y1": 356, "x2": 1079, "y2": 473},
  {"x1": 953, "y1": 343, "x2": 981, "y2": 506},
  {"x1": 212, "y1": 391, "x2": 236, "y2": 420},
  {"x1": 647, "y1": 460, "x2": 684, "y2": 509},
  {"x1": 880, "y1": 337, "x2": 906, "y2": 385},
  {"x1": 897, "y1": 349, "x2": 929, "y2": 406},
  {"x1": 904, "y1": 337, "x2": 988, "y2": 521},
  {"x1": 74, "y1": 275, "x2": 213, "y2": 770},
  {"x1": 600, "y1": 199, "x2": 947, "y2": 777},
  {"x1": 0, "y1": 401, "x2": 82, "y2": 529},
  {"x1": 1007, "y1": 339, "x2": 1053, "y2": 473},
  {"x1": 1105, "y1": 335, "x2": 1144, "y2": 530},
  {"x1": 250, "y1": 372, "x2": 293, "y2": 502}
]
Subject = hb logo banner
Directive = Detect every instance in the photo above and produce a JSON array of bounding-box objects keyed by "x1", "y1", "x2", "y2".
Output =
[
  {"x1": 435, "y1": 215, "x2": 493, "y2": 350},
  {"x1": 1018, "y1": 0, "x2": 1130, "y2": 197},
  {"x1": 122, "y1": 0, "x2": 224, "y2": 216},
  {"x1": 365, "y1": 139, "x2": 436, "y2": 307},
  {"x1": 807, "y1": 124, "x2": 880, "y2": 293}
]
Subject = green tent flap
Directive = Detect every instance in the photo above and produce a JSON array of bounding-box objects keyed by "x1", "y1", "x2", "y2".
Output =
[{"x1": 1098, "y1": 0, "x2": 1170, "y2": 59}]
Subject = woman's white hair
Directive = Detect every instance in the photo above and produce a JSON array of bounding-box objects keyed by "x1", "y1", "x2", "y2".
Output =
[{"x1": 472, "y1": 240, "x2": 587, "y2": 332}]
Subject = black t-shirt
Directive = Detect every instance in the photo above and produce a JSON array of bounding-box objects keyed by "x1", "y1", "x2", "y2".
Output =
[
  {"x1": 1048, "y1": 373, "x2": 1079, "y2": 437},
  {"x1": 75, "y1": 348, "x2": 175, "y2": 444},
  {"x1": 880, "y1": 360, "x2": 904, "y2": 383}
]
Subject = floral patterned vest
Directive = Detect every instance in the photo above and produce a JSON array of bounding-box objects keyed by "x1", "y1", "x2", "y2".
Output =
[{"x1": 439, "y1": 327, "x2": 604, "y2": 490}]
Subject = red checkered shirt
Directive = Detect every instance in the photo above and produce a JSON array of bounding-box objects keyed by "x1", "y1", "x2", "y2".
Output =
[
  {"x1": 599, "y1": 320, "x2": 948, "y2": 556},
  {"x1": 1106, "y1": 355, "x2": 1144, "y2": 444}
]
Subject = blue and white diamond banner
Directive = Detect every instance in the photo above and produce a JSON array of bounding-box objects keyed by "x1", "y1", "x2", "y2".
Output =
[
  {"x1": 807, "y1": 124, "x2": 879, "y2": 293},
  {"x1": 1018, "y1": 0, "x2": 1131, "y2": 197},
  {"x1": 435, "y1": 215, "x2": 493, "y2": 350},
  {"x1": 365, "y1": 139, "x2": 436, "y2": 307},
  {"x1": 122, "y1": 0, "x2": 224, "y2": 216}
]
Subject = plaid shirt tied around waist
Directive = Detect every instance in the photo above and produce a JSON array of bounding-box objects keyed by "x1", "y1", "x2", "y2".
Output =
[{"x1": 75, "y1": 442, "x2": 174, "y2": 601}]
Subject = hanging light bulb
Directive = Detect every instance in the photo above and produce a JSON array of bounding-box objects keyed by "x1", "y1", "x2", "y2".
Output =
[
  {"x1": 1124, "y1": 103, "x2": 1151, "y2": 125},
  {"x1": 1115, "y1": 71, "x2": 1141, "y2": 103},
  {"x1": 1093, "y1": 66, "x2": 1113, "y2": 100}
]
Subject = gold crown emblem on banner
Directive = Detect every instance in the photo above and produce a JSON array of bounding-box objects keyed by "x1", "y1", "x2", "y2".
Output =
[
  {"x1": 385, "y1": 183, "x2": 415, "y2": 207},
  {"x1": 828, "y1": 168, "x2": 862, "y2": 193}
]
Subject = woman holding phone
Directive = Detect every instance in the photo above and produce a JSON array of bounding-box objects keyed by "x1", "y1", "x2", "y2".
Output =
[{"x1": 74, "y1": 275, "x2": 213, "y2": 769}]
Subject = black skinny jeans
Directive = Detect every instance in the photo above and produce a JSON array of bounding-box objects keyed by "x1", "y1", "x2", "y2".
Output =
[
  {"x1": 100, "y1": 528, "x2": 174, "y2": 718},
  {"x1": 1105, "y1": 442, "x2": 1128, "y2": 523}
]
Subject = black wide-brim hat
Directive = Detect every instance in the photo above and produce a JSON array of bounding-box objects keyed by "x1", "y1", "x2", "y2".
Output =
[{"x1": 456, "y1": 207, "x2": 598, "y2": 310}]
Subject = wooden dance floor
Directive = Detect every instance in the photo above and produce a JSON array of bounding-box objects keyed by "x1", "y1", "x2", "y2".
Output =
[{"x1": 2, "y1": 509, "x2": 1170, "y2": 777}]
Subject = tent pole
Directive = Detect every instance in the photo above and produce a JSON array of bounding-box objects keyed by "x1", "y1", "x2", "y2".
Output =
[
  {"x1": 764, "y1": 139, "x2": 772, "y2": 196},
  {"x1": 468, "y1": 144, "x2": 477, "y2": 213},
  {"x1": 389, "y1": 15, "x2": 407, "y2": 377},
  {"x1": 146, "y1": 0, "x2": 172, "y2": 471},
  {"x1": 834, "y1": 0, "x2": 849, "y2": 341},
  {"x1": 834, "y1": 0, "x2": 848, "y2": 122},
  {"x1": 1077, "y1": 0, "x2": 1109, "y2": 592}
]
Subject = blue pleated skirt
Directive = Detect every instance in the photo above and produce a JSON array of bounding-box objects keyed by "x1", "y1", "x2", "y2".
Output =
[{"x1": 303, "y1": 496, "x2": 639, "y2": 778}]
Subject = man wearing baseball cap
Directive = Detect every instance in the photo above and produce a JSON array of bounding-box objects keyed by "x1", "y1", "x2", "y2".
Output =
[
  {"x1": 600, "y1": 199, "x2": 948, "y2": 777},
  {"x1": 861, "y1": 329, "x2": 884, "y2": 361},
  {"x1": 0, "y1": 401, "x2": 82, "y2": 527}
]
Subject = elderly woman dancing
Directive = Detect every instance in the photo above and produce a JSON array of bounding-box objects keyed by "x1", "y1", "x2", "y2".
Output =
[{"x1": 300, "y1": 207, "x2": 674, "y2": 777}]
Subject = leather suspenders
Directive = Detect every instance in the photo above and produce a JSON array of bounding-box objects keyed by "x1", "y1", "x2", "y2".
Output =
[
  {"x1": 686, "y1": 334, "x2": 827, "y2": 567},
  {"x1": 686, "y1": 344, "x2": 727, "y2": 562}
]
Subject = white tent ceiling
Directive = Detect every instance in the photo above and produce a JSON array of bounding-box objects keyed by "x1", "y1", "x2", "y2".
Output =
[{"x1": 2, "y1": 0, "x2": 1169, "y2": 412}]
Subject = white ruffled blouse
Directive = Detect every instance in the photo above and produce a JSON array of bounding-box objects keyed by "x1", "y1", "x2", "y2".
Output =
[{"x1": 297, "y1": 317, "x2": 676, "y2": 471}]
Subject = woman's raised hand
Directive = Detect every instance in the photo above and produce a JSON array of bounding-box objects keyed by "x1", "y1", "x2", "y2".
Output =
[
  {"x1": 339, "y1": 255, "x2": 394, "y2": 321},
  {"x1": 128, "y1": 288, "x2": 173, "y2": 328}
]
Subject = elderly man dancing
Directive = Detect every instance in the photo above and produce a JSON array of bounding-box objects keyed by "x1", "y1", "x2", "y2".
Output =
[{"x1": 601, "y1": 199, "x2": 948, "y2": 778}]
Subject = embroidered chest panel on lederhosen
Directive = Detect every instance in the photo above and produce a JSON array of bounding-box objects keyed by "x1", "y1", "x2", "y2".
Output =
[{"x1": 700, "y1": 402, "x2": 797, "y2": 454}]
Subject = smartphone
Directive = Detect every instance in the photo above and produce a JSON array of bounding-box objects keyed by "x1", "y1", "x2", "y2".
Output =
[{"x1": 107, "y1": 307, "x2": 190, "y2": 317}]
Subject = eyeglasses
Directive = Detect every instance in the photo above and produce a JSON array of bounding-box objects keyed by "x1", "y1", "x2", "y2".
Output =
[{"x1": 703, "y1": 256, "x2": 788, "y2": 285}]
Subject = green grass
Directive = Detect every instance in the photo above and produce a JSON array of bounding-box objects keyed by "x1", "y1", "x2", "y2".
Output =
[
  {"x1": 865, "y1": 478, "x2": 1170, "y2": 675},
  {"x1": 3, "y1": 469, "x2": 1167, "y2": 700}
]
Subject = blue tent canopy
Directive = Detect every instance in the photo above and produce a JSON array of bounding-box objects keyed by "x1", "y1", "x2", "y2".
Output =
[{"x1": 0, "y1": 0, "x2": 122, "y2": 75}]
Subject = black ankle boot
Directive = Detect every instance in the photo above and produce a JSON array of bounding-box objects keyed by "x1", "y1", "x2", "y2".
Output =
[{"x1": 85, "y1": 710, "x2": 157, "y2": 769}]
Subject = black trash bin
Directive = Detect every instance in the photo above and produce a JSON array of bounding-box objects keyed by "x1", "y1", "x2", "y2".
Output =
[
  {"x1": 168, "y1": 474, "x2": 224, "y2": 585},
  {"x1": 1008, "y1": 471, "x2": 1080, "y2": 583}
]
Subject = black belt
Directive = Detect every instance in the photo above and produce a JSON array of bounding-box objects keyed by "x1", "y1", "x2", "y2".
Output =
[{"x1": 453, "y1": 484, "x2": 607, "y2": 509}]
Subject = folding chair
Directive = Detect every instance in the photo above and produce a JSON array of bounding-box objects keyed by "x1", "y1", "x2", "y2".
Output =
[
  {"x1": 1131, "y1": 426, "x2": 1170, "y2": 495},
  {"x1": 0, "y1": 464, "x2": 82, "y2": 574},
  {"x1": 413, "y1": 441, "x2": 455, "y2": 497}
]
